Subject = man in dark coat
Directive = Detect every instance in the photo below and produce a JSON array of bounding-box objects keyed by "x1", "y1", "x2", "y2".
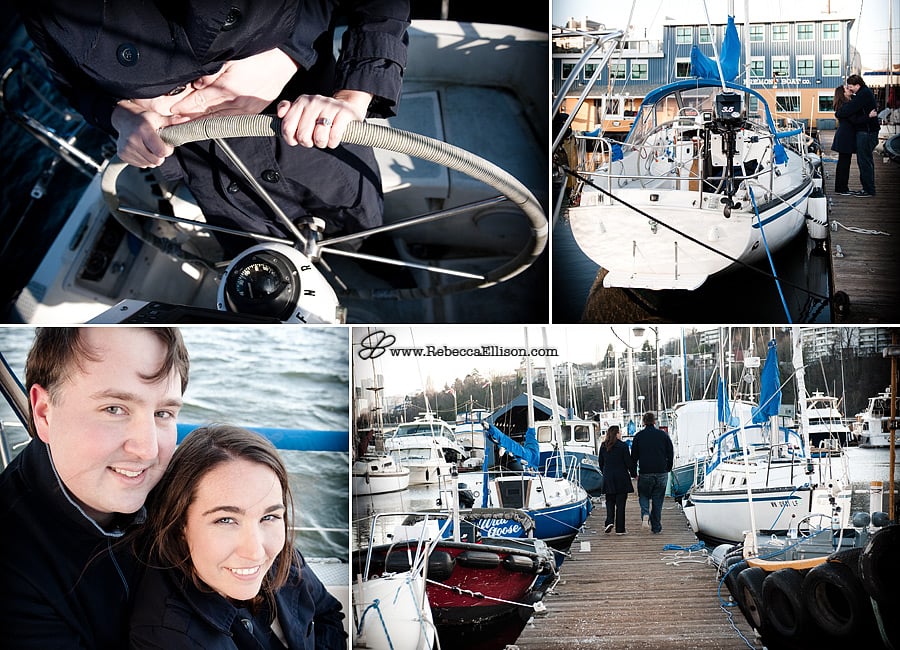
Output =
[
  {"x1": 630, "y1": 411, "x2": 674, "y2": 534},
  {"x1": 837, "y1": 74, "x2": 879, "y2": 197},
  {"x1": 14, "y1": 1, "x2": 411, "y2": 256},
  {"x1": 0, "y1": 328, "x2": 190, "y2": 649}
]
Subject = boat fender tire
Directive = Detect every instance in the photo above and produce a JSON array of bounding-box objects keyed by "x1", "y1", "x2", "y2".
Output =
[
  {"x1": 762, "y1": 568, "x2": 809, "y2": 641},
  {"x1": 503, "y1": 553, "x2": 539, "y2": 574},
  {"x1": 383, "y1": 551, "x2": 412, "y2": 574},
  {"x1": 859, "y1": 524, "x2": 900, "y2": 608},
  {"x1": 802, "y1": 560, "x2": 874, "y2": 638},
  {"x1": 735, "y1": 567, "x2": 768, "y2": 631},
  {"x1": 456, "y1": 550, "x2": 501, "y2": 570},
  {"x1": 723, "y1": 557, "x2": 748, "y2": 604}
]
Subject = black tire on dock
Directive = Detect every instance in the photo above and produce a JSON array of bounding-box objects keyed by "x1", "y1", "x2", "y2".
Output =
[
  {"x1": 735, "y1": 567, "x2": 767, "y2": 630},
  {"x1": 762, "y1": 568, "x2": 809, "y2": 641},
  {"x1": 722, "y1": 557, "x2": 748, "y2": 603},
  {"x1": 802, "y1": 560, "x2": 874, "y2": 639},
  {"x1": 858, "y1": 524, "x2": 900, "y2": 609}
]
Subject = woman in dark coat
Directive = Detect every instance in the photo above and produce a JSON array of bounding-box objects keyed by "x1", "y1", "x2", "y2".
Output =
[
  {"x1": 130, "y1": 425, "x2": 346, "y2": 649},
  {"x1": 597, "y1": 425, "x2": 635, "y2": 535}
]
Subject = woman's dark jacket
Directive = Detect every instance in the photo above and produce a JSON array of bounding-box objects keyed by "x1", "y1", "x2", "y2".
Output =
[
  {"x1": 597, "y1": 439, "x2": 635, "y2": 495},
  {"x1": 129, "y1": 552, "x2": 346, "y2": 649},
  {"x1": 831, "y1": 103, "x2": 869, "y2": 154},
  {"x1": 0, "y1": 438, "x2": 144, "y2": 648}
]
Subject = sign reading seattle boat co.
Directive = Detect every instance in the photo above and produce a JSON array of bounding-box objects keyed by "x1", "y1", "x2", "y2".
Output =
[{"x1": 475, "y1": 517, "x2": 527, "y2": 538}]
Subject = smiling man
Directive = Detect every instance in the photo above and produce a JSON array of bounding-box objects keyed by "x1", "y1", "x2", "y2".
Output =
[{"x1": 0, "y1": 327, "x2": 190, "y2": 649}]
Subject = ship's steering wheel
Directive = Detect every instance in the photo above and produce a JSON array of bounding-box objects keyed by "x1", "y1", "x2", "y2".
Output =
[{"x1": 101, "y1": 115, "x2": 547, "y2": 315}]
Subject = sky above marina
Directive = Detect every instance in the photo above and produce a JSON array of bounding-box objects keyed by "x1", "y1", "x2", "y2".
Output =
[
  {"x1": 552, "y1": 0, "x2": 897, "y2": 71},
  {"x1": 353, "y1": 325, "x2": 700, "y2": 398}
]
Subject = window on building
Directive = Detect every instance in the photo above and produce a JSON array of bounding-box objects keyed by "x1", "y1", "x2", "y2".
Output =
[
  {"x1": 823, "y1": 23, "x2": 840, "y2": 40},
  {"x1": 584, "y1": 63, "x2": 598, "y2": 78},
  {"x1": 631, "y1": 61, "x2": 648, "y2": 80},
  {"x1": 796, "y1": 24, "x2": 814, "y2": 40},
  {"x1": 772, "y1": 25, "x2": 789, "y2": 41},
  {"x1": 776, "y1": 94, "x2": 801, "y2": 112},
  {"x1": 749, "y1": 25, "x2": 764, "y2": 41},
  {"x1": 750, "y1": 58, "x2": 765, "y2": 77},
  {"x1": 699, "y1": 27, "x2": 712, "y2": 43},
  {"x1": 772, "y1": 57, "x2": 790, "y2": 77},
  {"x1": 823, "y1": 57, "x2": 841, "y2": 77},
  {"x1": 797, "y1": 57, "x2": 815, "y2": 77},
  {"x1": 562, "y1": 62, "x2": 576, "y2": 79},
  {"x1": 610, "y1": 62, "x2": 626, "y2": 79},
  {"x1": 819, "y1": 94, "x2": 835, "y2": 112},
  {"x1": 676, "y1": 26, "x2": 692, "y2": 44},
  {"x1": 675, "y1": 59, "x2": 691, "y2": 78},
  {"x1": 747, "y1": 96, "x2": 760, "y2": 117}
]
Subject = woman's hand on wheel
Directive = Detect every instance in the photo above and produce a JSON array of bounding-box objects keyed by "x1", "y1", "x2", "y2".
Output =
[{"x1": 276, "y1": 89, "x2": 372, "y2": 149}]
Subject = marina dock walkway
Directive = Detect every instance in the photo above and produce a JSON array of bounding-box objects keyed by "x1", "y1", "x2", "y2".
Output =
[
  {"x1": 822, "y1": 142, "x2": 900, "y2": 322},
  {"x1": 513, "y1": 497, "x2": 760, "y2": 650}
]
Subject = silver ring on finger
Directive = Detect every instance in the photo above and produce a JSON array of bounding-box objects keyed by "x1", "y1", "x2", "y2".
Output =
[{"x1": 315, "y1": 117, "x2": 331, "y2": 127}]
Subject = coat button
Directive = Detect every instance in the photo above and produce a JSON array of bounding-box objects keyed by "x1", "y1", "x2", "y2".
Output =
[
  {"x1": 222, "y1": 7, "x2": 242, "y2": 31},
  {"x1": 116, "y1": 43, "x2": 139, "y2": 67},
  {"x1": 227, "y1": 181, "x2": 240, "y2": 193},
  {"x1": 261, "y1": 169, "x2": 280, "y2": 183}
]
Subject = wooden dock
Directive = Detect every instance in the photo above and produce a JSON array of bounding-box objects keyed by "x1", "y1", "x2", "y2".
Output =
[
  {"x1": 822, "y1": 141, "x2": 900, "y2": 323},
  {"x1": 513, "y1": 497, "x2": 761, "y2": 650}
]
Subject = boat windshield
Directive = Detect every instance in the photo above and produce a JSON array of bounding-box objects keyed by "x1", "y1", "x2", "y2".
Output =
[
  {"x1": 394, "y1": 423, "x2": 449, "y2": 437},
  {"x1": 628, "y1": 83, "x2": 770, "y2": 145},
  {"x1": 391, "y1": 448, "x2": 435, "y2": 462}
]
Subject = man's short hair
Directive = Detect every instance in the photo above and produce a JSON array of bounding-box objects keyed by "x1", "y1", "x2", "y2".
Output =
[
  {"x1": 846, "y1": 74, "x2": 866, "y2": 87},
  {"x1": 643, "y1": 411, "x2": 655, "y2": 426}
]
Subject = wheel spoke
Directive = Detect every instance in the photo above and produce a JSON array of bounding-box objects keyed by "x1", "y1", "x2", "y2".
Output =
[{"x1": 320, "y1": 247, "x2": 485, "y2": 280}]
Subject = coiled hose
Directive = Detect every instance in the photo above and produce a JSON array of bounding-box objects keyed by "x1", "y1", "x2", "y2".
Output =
[{"x1": 159, "y1": 116, "x2": 548, "y2": 297}]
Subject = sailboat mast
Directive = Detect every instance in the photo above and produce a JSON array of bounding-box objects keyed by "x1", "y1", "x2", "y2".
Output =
[{"x1": 543, "y1": 328, "x2": 566, "y2": 473}]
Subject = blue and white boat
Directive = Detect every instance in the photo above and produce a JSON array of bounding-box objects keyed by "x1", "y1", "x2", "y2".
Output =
[
  {"x1": 489, "y1": 393, "x2": 604, "y2": 496},
  {"x1": 682, "y1": 336, "x2": 852, "y2": 545},
  {"x1": 460, "y1": 421, "x2": 592, "y2": 554},
  {"x1": 564, "y1": 17, "x2": 822, "y2": 291}
]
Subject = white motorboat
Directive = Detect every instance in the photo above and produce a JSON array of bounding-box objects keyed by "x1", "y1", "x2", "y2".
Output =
[
  {"x1": 854, "y1": 388, "x2": 900, "y2": 448},
  {"x1": 383, "y1": 414, "x2": 468, "y2": 486},
  {"x1": 1, "y1": 19, "x2": 548, "y2": 325},
  {"x1": 352, "y1": 453, "x2": 410, "y2": 496},
  {"x1": 802, "y1": 391, "x2": 854, "y2": 448}
]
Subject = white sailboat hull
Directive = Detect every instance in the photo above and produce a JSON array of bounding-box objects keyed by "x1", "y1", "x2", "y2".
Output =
[
  {"x1": 568, "y1": 179, "x2": 811, "y2": 290},
  {"x1": 353, "y1": 572, "x2": 435, "y2": 650}
]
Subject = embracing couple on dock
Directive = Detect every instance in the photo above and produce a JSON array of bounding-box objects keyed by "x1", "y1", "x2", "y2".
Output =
[{"x1": 832, "y1": 74, "x2": 880, "y2": 198}]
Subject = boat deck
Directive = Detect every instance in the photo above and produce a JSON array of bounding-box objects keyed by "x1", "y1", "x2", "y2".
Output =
[
  {"x1": 824, "y1": 141, "x2": 900, "y2": 322},
  {"x1": 514, "y1": 496, "x2": 762, "y2": 649}
]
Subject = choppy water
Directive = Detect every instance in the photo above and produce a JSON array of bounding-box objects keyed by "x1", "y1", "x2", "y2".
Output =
[{"x1": 0, "y1": 326, "x2": 350, "y2": 559}]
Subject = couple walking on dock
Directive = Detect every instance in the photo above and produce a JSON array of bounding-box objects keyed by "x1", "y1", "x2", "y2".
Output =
[{"x1": 597, "y1": 412, "x2": 674, "y2": 536}]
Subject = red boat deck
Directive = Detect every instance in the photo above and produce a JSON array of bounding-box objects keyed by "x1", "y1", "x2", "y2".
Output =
[{"x1": 513, "y1": 496, "x2": 763, "y2": 649}]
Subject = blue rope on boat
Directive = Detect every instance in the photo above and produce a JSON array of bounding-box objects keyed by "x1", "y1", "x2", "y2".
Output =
[
  {"x1": 662, "y1": 541, "x2": 706, "y2": 552},
  {"x1": 748, "y1": 185, "x2": 792, "y2": 323},
  {"x1": 356, "y1": 598, "x2": 395, "y2": 650}
]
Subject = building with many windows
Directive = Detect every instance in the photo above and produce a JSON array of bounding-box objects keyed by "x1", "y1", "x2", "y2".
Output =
[{"x1": 554, "y1": 12, "x2": 859, "y2": 135}]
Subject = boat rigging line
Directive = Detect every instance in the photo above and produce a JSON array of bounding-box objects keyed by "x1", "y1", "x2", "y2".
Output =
[{"x1": 560, "y1": 165, "x2": 834, "y2": 309}]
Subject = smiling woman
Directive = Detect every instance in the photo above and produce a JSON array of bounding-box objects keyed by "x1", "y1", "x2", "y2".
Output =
[{"x1": 130, "y1": 424, "x2": 347, "y2": 649}]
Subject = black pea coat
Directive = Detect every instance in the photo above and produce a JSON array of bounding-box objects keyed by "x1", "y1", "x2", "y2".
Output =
[
  {"x1": 597, "y1": 439, "x2": 635, "y2": 495},
  {"x1": 16, "y1": 1, "x2": 411, "y2": 253}
]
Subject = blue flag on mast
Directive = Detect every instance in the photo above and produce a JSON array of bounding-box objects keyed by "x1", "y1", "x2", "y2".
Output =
[
  {"x1": 690, "y1": 15, "x2": 741, "y2": 81},
  {"x1": 752, "y1": 340, "x2": 782, "y2": 424}
]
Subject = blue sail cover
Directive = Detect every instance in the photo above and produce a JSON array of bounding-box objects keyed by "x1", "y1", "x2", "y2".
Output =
[
  {"x1": 752, "y1": 340, "x2": 782, "y2": 423},
  {"x1": 716, "y1": 376, "x2": 731, "y2": 425},
  {"x1": 481, "y1": 424, "x2": 541, "y2": 507},
  {"x1": 690, "y1": 16, "x2": 740, "y2": 82}
]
